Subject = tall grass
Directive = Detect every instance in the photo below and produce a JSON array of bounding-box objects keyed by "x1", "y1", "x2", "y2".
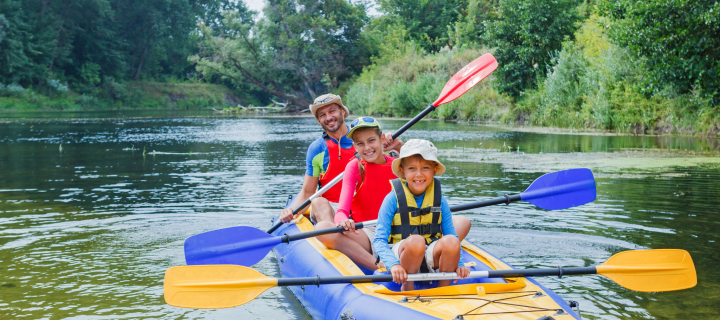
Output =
[
  {"x1": 0, "y1": 81, "x2": 238, "y2": 111},
  {"x1": 343, "y1": 47, "x2": 513, "y2": 121},
  {"x1": 515, "y1": 15, "x2": 719, "y2": 135}
]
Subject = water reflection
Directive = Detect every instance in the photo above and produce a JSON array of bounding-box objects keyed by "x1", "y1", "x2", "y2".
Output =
[{"x1": 0, "y1": 114, "x2": 718, "y2": 319}]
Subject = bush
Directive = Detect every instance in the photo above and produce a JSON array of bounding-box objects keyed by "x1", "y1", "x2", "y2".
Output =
[
  {"x1": 515, "y1": 14, "x2": 719, "y2": 134},
  {"x1": 485, "y1": 0, "x2": 583, "y2": 97},
  {"x1": 343, "y1": 47, "x2": 513, "y2": 121}
]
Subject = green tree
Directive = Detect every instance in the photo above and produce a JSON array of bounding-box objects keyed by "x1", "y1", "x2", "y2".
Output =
[
  {"x1": 192, "y1": 0, "x2": 370, "y2": 108},
  {"x1": 447, "y1": 0, "x2": 499, "y2": 49},
  {"x1": 378, "y1": 0, "x2": 464, "y2": 52},
  {"x1": 598, "y1": 0, "x2": 720, "y2": 103},
  {"x1": 485, "y1": 0, "x2": 582, "y2": 96}
]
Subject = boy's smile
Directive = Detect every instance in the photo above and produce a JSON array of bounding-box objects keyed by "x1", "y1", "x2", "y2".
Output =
[{"x1": 398, "y1": 156, "x2": 437, "y2": 196}]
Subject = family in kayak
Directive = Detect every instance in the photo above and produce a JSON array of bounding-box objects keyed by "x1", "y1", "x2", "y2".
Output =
[{"x1": 279, "y1": 94, "x2": 471, "y2": 291}]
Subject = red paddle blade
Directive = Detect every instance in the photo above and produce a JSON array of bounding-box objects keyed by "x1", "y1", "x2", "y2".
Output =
[{"x1": 433, "y1": 53, "x2": 498, "y2": 107}]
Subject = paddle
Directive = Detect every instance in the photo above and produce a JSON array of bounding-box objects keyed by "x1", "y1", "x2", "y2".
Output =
[
  {"x1": 185, "y1": 168, "x2": 596, "y2": 266},
  {"x1": 451, "y1": 168, "x2": 596, "y2": 211},
  {"x1": 165, "y1": 249, "x2": 697, "y2": 309},
  {"x1": 266, "y1": 53, "x2": 499, "y2": 234}
]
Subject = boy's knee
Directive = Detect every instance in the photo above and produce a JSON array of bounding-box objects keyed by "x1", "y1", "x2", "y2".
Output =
[
  {"x1": 443, "y1": 235, "x2": 460, "y2": 245},
  {"x1": 404, "y1": 235, "x2": 427, "y2": 254},
  {"x1": 437, "y1": 235, "x2": 461, "y2": 254}
]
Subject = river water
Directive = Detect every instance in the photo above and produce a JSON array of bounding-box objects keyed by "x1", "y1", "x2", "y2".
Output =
[{"x1": 0, "y1": 111, "x2": 718, "y2": 319}]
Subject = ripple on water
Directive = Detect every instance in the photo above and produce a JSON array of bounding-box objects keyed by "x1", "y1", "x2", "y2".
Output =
[{"x1": 1, "y1": 115, "x2": 718, "y2": 319}]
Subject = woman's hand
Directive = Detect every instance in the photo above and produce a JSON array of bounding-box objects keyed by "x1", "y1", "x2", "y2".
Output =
[
  {"x1": 453, "y1": 266, "x2": 470, "y2": 283},
  {"x1": 279, "y1": 207, "x2": 295, "y2": 223},
  {"x1": 382, "y1": 133, "x2": 403, "y2": 153},
  {"x1": 390, "y1": 265, "x2": 408, "y2": 284},
  {"x1": 337, "y1": 219, "x2": 358, "y2": 234}
]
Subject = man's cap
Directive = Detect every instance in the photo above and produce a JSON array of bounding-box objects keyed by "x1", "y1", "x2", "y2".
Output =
[
  {"x1": 309, "y1": 94, "x2": 350, "y2": 119},
  {"x1": 391, "y1": 139, "x2": 446, "y2": 177},
  {"x1": 347, "y1": 117, "x2": 382, "y2": 140}
]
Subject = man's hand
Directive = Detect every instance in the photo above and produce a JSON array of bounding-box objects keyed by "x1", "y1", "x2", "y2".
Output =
[
  {"x1": 383, "y1": 133, "x2": 403, "y2": 153},
  {"x1": 453, "y1": 266, "x2": 470, "y2": 283},
  {"x1": 337, "y1": 219, "x2": 359, "y2": 234},
  {"x1": 279, "y1": 207, "x2": 295, "y2": 223},
  {"x1": 390, "y1": 264, "x2": 408, "y2": 284}
]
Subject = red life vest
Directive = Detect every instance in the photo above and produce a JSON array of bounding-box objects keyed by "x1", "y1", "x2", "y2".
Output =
[
  {"x1": 318, "y1": 134, "x2": 356, "y2": 203},
  {"x1": 350, "y1": 155, "x2": 397, "y2": 222}
]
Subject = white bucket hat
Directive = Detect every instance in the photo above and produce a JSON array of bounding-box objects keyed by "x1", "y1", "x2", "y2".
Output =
[
  {"x1": 309, "y1": 94, "x2": 350, "y2": 119},
  {"x1": 391, "y1": 139, "x2": 446, "y2": 178}
]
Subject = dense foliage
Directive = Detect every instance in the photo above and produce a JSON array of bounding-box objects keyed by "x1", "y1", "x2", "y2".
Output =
[
  {"x1": 0, "y1": 0, "x2": 245, "y2": 89},
  {"x1": 484, "y1": 0, "x2": 582, "y2": 96},
  {"x1": 1, "y1": 0, "x2": 717, "y2": 134},
  {"x1": 598, "y1": 0, "x2": 720, "y2": 104},
  {"x1": 192, "y1": 0, "x2": 370, "y2": 108}
]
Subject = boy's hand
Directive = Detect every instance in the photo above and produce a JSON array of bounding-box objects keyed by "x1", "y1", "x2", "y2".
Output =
[
  {"x1": 279, "y1": 208, "x2": 295, "y2": 223},
  {"x1": 454, "y1": 266, "x2": 470, "y2": 283},
  {"x1": 390, "y1": 265, "x2": 408, "y2": 284},
  {"x1": 337, "y1": 219, "x2": 359, "y2": 234}
]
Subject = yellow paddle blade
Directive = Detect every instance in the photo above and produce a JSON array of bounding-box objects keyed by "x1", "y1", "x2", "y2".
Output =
[
  {"x1": 597, "y1": 249, "x2": 697, "y2": 292},
  {"x1": 164, "y1": 265, "x2": 277, "y2": 309},
  {"x1": 374, "y1": 281, "x2": 526, "y2": 296}
]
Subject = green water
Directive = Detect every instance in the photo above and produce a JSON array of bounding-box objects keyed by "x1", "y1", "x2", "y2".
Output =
[{"x1": 0, "y1": 111, "x2": 718, "y2": 319}]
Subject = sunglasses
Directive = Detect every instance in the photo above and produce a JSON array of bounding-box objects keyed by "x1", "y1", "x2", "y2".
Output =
[{"x1": 350, "y1": 117, "x2": 376, "y2": 128}]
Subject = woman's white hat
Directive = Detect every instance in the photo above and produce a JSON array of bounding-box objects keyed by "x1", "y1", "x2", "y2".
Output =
[{"x1": 391, "y1": 139, "x2": 446, "y2": 177}]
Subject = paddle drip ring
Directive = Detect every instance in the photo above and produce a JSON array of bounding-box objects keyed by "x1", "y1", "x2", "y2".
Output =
[
  {"x1": 504, "y1": 194, "x2": 510, "y2": 205},
  {"x1": 558, "y1": 266, "x2": 563, "y2": 278}
]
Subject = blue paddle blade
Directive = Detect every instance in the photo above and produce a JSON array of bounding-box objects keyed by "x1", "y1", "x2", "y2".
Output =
[
  {"x1": 521, "y1": 168, "x2": 596, "y2": 210},
  {"x1": 184, "y1": 226, "x2": 282, "y2": 266}
]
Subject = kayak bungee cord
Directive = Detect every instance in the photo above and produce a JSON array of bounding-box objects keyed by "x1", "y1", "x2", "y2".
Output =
[{"x1": 403, "y1": 292, "x2": 572, "y2": 319}]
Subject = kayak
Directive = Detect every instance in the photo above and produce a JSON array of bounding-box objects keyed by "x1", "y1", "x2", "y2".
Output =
[{"x1": 271, "y1": 199, "x2": 581, "y2": 320}]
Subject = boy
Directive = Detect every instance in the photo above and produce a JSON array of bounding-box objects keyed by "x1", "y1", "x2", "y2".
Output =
[{"x1": 373, "y1": 139, "x2": 470, "y2": 291}]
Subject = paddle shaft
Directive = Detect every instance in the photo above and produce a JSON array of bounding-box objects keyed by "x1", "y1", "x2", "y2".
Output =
[
  {"x1": 269, "y1": 193, "x2": 550, "y2": 251},
  {"x1": 450, "y1": 194, "x2": 522, "y2": 212},
  {"x1": 267, "y1": 105, "x2": 437, "y2": 234},
  {"x1": 275, "y1": 266, "x2": 597, "y2": 287},
  {"x1": 278, "y1": 220, "x2": 377, "y2": 244}
]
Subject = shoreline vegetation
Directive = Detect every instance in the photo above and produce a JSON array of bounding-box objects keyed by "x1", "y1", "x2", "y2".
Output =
[{"x1": 1, "y1": 0, "x2": 717, "y2": 136}]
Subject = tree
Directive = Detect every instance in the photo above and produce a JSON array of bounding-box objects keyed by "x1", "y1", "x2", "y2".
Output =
[
  {"x1": 378, "y1": 0, "x2": 464, "y2": 52},
  {"x1": 485, "y1": 0, "x2": 582, "y2": 97},
  {"x1": 598, "y1": 0, "x2": 720, "y2": 102},
  {"x1": 191, "y1": 0, "x2": 371, "y2": 108}
]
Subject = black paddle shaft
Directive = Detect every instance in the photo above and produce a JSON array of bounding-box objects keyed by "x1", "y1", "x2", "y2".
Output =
[
  {"x1": 279, "y1": 222, "x2": 371, "y2": 244},
  {"x1": 270, "y1": 188, "x2": 520, "y2": 234},
  {"x1": 450, "y1": 194, "x2": 522, "y2": 212},
  {"x1": 275, "y1": 266, "x2": 598, "y2": 287},
  {"x1": 391, "y1": 104, "x2": 435, "y2": 139}
]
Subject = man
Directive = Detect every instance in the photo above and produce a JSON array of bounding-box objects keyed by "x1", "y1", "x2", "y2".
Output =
[{"x1": 279, "y1": 94, "x2": 401, "y2": 224}]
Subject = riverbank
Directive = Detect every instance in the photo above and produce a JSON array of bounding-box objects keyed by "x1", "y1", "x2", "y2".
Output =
[
  {"x1": 338, "y1": 17, "x2": 719, "y2": 137},
  {"x1": 0, "y1": 82, "x2": 240, "y2": 112}
]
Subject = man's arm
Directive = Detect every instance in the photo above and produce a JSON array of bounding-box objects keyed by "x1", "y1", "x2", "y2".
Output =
[{"x1": 279, "y1": 175, "x2": 318, "y2": 223}]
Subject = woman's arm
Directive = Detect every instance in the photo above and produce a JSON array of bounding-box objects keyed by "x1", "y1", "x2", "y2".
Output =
[{"x1": 334, "y1": 159, "x2": 360, "y2": 225}]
